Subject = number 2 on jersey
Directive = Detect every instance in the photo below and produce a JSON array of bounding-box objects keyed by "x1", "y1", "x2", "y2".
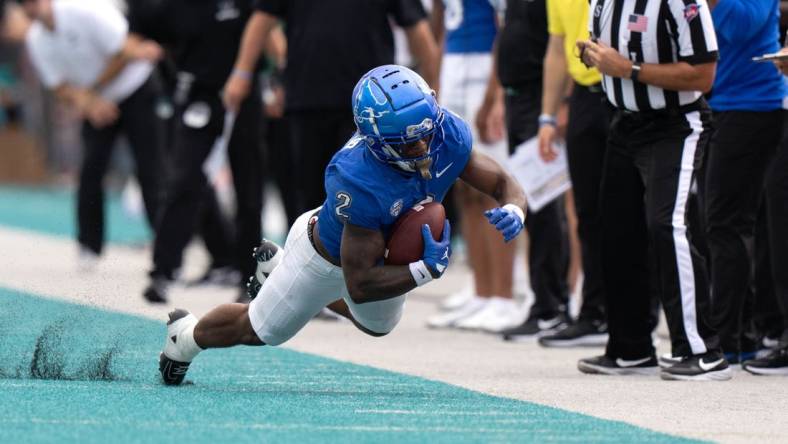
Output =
[{"x1": 335, "y1": 192, "x2": 352, "y2": 221}]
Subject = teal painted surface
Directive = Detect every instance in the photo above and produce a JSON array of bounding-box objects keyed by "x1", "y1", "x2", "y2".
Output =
[
  {"x1": 0, "y1": 287, "x2": 701, "y2": 443},
  {"x1": 0, "y1": 186, "x2": 150, "y2": 244}
]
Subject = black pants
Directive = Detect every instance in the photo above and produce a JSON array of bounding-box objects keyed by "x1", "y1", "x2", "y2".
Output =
[
  {"x1": 79, "y1": 75, "x2": 164, "y2": 254},
  {"x1": 287, "y1": 109, "x2": 357, "y2": 216},
  {"x1": 765, "y1": 112, "x2": 788, "y2": 344},
  {"x1": 752, "y1": 199, "x2": 784, "y2": 340},
  {"x1": 602, "y1": 104, "x2": 719, "y2": 359},
  {"x1": 159, "y1": 93, "x2": 235, "y2": 270},
  {"x1": 505, "y1": 87, "x2": 569, "y2": 320},
  {"x1": 262, "y1": 116, "x2": 300, "y2": 227},
  {"x1": 566, "y1": 83, "x2": 609, "y2": 323},
  {"x1": 152, "y1": 88, "x2": 263, "y2": 279},
  {"x1": 705, "y1": 110, "x2": 783, "y2": 354}
]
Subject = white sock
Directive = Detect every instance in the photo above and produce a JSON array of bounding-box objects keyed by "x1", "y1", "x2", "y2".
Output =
[{"x1": 176, "y1": 321, "x2": 203, "y2": 362}]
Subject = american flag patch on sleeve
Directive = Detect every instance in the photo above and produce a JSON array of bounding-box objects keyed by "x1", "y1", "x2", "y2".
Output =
[{"x1": 627, "y1": 14, "x2": 648, "y2": 32}]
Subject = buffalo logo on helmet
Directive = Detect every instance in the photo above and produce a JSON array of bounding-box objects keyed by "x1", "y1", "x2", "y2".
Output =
[{"x1": 405, "y1": 118, "x2": 434, "y2": 139}]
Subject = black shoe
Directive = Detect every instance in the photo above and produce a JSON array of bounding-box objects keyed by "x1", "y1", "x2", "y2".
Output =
[
  {"x1": 658, "y1": 353, "x2": 684, "y2": 368},
  {"x1": 187, "y1": 265, "x2": 241, "y2": 287},
  {"x1": 539, "y1": 320, "x2": 608, "y2": 347},
  {"x1": 245, "y1": 275, "x2": 261, "y2": 301},
  {"x1": 742, "y1": 345, "x2": 788, "y2": 376},
  {"x1": 143, "y1": 276, "x2": 172, "y2": 304},
  {"x1": 245, "y1": 240, "x2": 283, "y2": 301},
  {"x1": 236, "y1": 286, "x2": 253, "y2": 304},
  {"x1": 660, "y1": 351, "x2": 732, "y2": 381},
  {"x1": 159, "y1": 309, "x2": 194, "y2": 385},
  {"x1": 501, "y1": 314, "x2": 568, "y2": 341},
  {"x1": 578, "y1": 355, "x2": 658, "y2": 376},
  {"x1": 159, "y1": 352, "x2": 190, "y2": 386},
  {"x1": 253, "y1": 239, "x2": 282, "y2": 279}
]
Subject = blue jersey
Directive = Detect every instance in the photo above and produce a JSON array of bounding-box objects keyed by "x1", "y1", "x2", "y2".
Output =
[
  {"x1": 444, "y1": 0, "x2": 497, "y2": 54},
  {"x1": 709, "y1": 0, "x2": 785, "y2": 111},
  {"x1": 317, "y1": 109, "x2": 473, "y2": 260}
]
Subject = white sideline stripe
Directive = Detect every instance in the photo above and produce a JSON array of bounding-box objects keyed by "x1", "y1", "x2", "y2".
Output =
[{"x1": 674, "y1": 111, "x2": 706, "y2": 355}]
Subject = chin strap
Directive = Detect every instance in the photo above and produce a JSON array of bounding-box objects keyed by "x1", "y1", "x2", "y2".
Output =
[{"x1": 416, "y1": 157, "x2": 433, "y2": 179}]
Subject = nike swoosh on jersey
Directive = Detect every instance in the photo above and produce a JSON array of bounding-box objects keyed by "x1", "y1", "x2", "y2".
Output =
[
  {"x1": 615, "y1": 357, "x2": 653, "y2": 367},
  {"x1": 435, "y1": 162, "x2": 454, "y2": 178},
  {"x1": 698, "y1": 358, "x2": 724, "y2": 371}
]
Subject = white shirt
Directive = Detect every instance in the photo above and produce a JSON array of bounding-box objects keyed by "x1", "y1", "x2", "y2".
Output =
[{"x1": 25, "y1": 0, "x2": 152, "y2": 103}]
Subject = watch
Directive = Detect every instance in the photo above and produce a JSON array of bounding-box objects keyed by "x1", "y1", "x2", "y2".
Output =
[
  {"x1": 631, "y1": 61, "x2": 642, "y2": 83},
  {"x1": 538, "y1": 114, "x2": 557, "y2": 127}
]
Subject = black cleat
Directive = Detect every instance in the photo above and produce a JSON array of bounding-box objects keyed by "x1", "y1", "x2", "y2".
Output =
[
  {"x1": 159, "y1": 352, "x2": 190, "y2": 386},
  {"x1": 245, "y1": 275, "x2": 262, "y2": 301},
  {"x1": 246, "y1": 240, "x2": 283, "y2": 301}
]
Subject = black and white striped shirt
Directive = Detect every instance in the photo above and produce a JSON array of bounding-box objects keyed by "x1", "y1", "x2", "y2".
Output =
[{"x1": 588, "y1": 0, "x2": 718, "y2": 112}]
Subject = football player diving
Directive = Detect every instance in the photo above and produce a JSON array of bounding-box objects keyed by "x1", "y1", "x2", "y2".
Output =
[{"x1": 159, "y1": 65, "x2": 527, "y2": 385}]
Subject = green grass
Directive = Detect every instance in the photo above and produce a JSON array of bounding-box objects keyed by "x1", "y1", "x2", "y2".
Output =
[{"x1": 0, "y1": 287, "x2": 701, "y2": 444}]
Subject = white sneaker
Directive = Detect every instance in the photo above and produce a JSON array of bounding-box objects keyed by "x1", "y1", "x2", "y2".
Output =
[
  {"x1": 440, "y1": 287, "x2": 474, "y2": 311},
  {"x1": 478, "y1": 299, "x2": 525, "y2": 333},
  {"x1": 455, "y1": 297, "x2": 522, "y2": 332},
  {"x1": 163, "y1": 309, "x2": 200, "y2": 363},
  {"x1": 427, "y1": 296, "x2": 487, "y2": 329}
]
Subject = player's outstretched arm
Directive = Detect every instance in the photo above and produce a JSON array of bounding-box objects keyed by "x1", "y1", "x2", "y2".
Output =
[
  {"x1": 340, "y1": 221, "x2": 449, "y2": 304},
  {"x1": 460, "y1": 150, "x2": 527, "y2": 242}
]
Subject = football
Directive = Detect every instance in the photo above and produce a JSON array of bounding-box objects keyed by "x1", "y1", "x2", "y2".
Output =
[{"x1": 384, "y1": 202, "x2": 446, "y2": 265}]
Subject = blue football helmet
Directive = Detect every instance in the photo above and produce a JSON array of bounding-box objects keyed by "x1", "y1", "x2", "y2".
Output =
[{"x1": 352, "y1": 65, "x2": 444, "y2": 178}]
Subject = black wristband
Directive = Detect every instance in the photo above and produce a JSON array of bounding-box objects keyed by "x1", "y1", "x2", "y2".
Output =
[{"x1": 631, "y1": 62, "x2": 642, "y2": 83}]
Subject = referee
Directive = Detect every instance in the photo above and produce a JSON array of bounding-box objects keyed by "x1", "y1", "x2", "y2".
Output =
[{"x1": 576, "y1": 0, "x2": 729, "y2": 381}]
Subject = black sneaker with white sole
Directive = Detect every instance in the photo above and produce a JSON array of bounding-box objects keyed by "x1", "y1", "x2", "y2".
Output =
[
  {"x1": 660, "y1": 351, "x2": 732, "y2": 381},
  {"x1": 501, "y1": 314, "x2": 569, "y2": 341},
  {"x1": 578, "y1": 355, "x2": 659, "y2": 376},
  {"x1": 538, "y1": 320, "x2": 608, "y2": 347},
  {"x1": 658, "y1": 353, "x2": 684, "y2": 368},
  {"x1": 742, "y1": 345, "x2": 788, "y2": 376}
]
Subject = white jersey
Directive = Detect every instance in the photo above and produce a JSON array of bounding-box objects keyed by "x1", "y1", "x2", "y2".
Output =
[{"x1": 25, "y1": 0, "x2": 152, "y2": 102}]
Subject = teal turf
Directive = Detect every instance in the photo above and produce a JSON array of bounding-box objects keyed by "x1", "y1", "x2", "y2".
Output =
[
  {"x1": 0, "y1": 287, "x2": 701, "y2": 444},
  {"x1": 0, "y1": 186, "x2": 150, "y2": 245}
]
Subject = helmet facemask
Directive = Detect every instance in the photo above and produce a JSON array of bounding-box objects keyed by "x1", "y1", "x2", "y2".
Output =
[{"x1": 368, "y1": 118, "x2": 444, "y2": 179}]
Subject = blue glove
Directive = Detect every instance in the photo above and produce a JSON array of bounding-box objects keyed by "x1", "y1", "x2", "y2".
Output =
[
  {"x1": 421, "y1": 220, "x2": 451, "y2": 278},
  {"x1": 485, "y1": 204, "x2": 525, "y2": 242}
]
